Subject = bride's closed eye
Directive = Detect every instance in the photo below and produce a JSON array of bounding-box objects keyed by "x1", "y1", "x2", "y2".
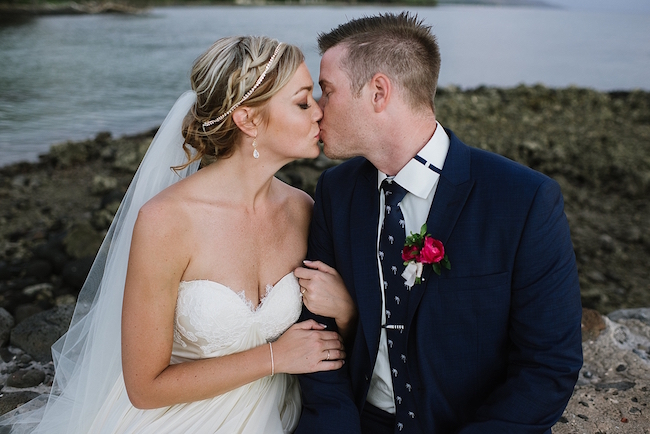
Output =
[{"x1": 298, "y1": 102, "x2": 311, "y2": 109}]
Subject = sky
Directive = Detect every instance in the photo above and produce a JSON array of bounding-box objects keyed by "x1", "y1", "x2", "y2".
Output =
[{"x1": 544, "y1": 0, "x2": 650, "y2": 14}]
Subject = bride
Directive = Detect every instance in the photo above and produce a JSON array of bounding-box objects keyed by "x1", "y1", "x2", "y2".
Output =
[{"x1": 0, "y1": 36, "x2": 356, "y2": 433}]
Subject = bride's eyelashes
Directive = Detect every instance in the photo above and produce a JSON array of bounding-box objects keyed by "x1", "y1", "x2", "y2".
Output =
[{"x1": 298, "y1": 102, "x2": 311, "y2": 110}]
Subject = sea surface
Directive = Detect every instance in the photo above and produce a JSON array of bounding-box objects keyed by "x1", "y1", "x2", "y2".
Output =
[{"x1": 0, "y1": 4, "x2": 649, "y2": 165}]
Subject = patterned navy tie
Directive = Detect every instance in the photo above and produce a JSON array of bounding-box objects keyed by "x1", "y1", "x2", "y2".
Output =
[{"x1": 379, "y1": 178, "x2": 420, "y2": 433}]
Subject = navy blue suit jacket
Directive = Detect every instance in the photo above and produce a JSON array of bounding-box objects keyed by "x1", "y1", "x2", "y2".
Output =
[{"x1": 296, "y1": 130, "x2": 583, "y2": 433}]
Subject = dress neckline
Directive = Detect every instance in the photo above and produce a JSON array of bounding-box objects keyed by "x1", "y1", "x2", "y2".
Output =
[{"x1": 179, "y1": 272, "x2": 296, "y2": 313}]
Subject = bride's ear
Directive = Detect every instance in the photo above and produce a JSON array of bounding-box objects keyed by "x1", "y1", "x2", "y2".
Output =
[{"x1": 231, "y1": 107, "x2": 259, "y2": 139}]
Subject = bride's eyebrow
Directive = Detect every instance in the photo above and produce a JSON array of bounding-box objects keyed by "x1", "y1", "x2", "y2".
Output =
[{"x1": 293, "y1": 85, "x2": 314, "y2": 96}]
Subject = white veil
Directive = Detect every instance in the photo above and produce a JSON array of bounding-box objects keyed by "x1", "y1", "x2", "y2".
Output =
[{"x1": 0, "y1": 91, "x2": 200, "y2": 433}]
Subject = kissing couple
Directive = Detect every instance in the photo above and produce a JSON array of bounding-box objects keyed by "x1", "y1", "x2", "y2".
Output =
[{"x1": 0, "y1": 12, "x2": 582, "y2": 434}]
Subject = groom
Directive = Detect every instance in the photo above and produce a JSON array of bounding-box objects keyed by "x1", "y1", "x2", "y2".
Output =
[{"x1": 295, "y1": 12, "x2": 583, "y2": 434}]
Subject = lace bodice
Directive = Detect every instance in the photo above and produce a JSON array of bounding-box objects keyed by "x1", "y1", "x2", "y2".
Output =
[{"x1": 173, "y1": 272, "x2": 303, "y2": 360}]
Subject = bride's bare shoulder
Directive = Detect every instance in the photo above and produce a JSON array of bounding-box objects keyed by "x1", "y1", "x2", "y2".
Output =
[
  {"x1": 275, "y1": 178, "x2": 313, "y2": 210},
  {"x1": 134, "y1": 182, "x2": 196, "y2": 236}
]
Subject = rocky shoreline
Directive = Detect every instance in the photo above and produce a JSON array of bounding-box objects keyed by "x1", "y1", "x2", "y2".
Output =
[{"x1": 0, "y1": 85, "x2": 648, "y2": 429}]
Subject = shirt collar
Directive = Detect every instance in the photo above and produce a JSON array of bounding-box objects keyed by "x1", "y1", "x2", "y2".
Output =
[{"x1": 377, "y1": 121, "x2": 450, "y2": 199}]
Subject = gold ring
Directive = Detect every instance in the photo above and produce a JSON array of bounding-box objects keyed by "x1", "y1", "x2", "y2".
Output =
[{"x1": 326, "y1": 350, "x2": 330, "y2": 361}]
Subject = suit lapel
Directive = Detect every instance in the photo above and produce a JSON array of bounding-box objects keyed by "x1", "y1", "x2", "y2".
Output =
[
  {"x1": 350, "y1": 160, "x2": 384, "y2": 359},
  {"x1": 406, "y1": 131, "x2": 474, "y2": 326}
]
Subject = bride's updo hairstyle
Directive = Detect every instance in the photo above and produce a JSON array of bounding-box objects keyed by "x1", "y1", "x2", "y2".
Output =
[{"x1": 181, "y1": 36, "x2": 303, "y2": 166}]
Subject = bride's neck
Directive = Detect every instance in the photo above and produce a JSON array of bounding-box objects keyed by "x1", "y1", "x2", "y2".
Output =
[{"x1": 203, "y1": 149, "x2": 286, "y2": 208}]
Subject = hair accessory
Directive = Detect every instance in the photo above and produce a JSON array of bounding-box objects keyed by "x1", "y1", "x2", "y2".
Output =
[
  {"x1": 203, "y1": 43, "x2": 284, "y2": 128},
  {"x1": 252, "y1": 139, "x2": 259, "y2": 159},
  {"x1": 269, "y1": 342, "x2": 275, "y2": 376}
]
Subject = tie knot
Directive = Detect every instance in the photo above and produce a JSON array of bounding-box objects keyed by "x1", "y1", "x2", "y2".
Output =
[{"x1": 381, "y1": 179, "x2": 407, "y2": 206}]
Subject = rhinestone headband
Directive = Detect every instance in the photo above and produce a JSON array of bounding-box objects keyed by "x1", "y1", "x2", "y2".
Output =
[{"x1": 203, "y1": 43, "x2": 284, "y2": 128}]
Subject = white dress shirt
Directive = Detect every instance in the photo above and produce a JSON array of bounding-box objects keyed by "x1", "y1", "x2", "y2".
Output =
[{"x1": 366, "y1": 121, "x2": 450, "y2": 413}]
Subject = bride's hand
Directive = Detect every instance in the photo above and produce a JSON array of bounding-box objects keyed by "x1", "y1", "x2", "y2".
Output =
[
  {"x1": 272, "y1": 320, "x2": 345, "y2": 374},
  {"x1": 294, "y1": 261, "x2": 357, "y2": 339}
]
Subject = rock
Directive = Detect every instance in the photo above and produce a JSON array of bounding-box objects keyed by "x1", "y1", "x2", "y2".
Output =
[
  {"x1": 608, "y1": 308, "x2": 650, "y2": 327},
  {"x1": 581, "y1": 307, "x2": 606, "y2": 342},
  {"x1": 54, "y1": 294, "x2": 76, "y2": 306},
  {"x1": 6, "y1": 369, "x2": 45, "y2": 388},
  {"x1": 22, "y1": 260, "x2": 52, "y2": 281},
  {"x1": 21, "y1": 283, "x2": 54, "y2": 302},
  {"x1": 62, "y1": 221, "x2": 103, "y2": 259},
  {"x1": 33, "y1": 238, "x2": 69, "y2": 274},
  {"x1": 61, "y1": 257, "x2": 93, "y2": 290},
  {"x1": 0, "y1": 391, "x2": 42, "y2": 416},
  {"x1": 554, "y1": 311, "x2": 650, "y2": 433},
  {"x1": 13, "y1": 304, "x2": 43, "y2": 324},
  {"x1": 0, "y1": 308, "x2": 15, "y2": 346},
  {"x1": 9, "y1": 304, "x2": 74, "y2": 362},
  {"x1": 47, "y1": 140, "x2": 90, "y2": 168},
  {"x1": 90, "y1": 174, "x2": 118, "y2": 195}
]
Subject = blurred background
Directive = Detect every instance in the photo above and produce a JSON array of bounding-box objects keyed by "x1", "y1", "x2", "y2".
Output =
[{"x1": 1, "y1": 0, "x2": 649, "y2": 165}]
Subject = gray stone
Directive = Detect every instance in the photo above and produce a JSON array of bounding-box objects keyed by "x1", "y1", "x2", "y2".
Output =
[
  {"x1": 608, "y1": 308, "x2": 650, "y2": 327},
  {"x1": 0, "y1": 308, "x2": 14, "y2": 347},
  {"x1": 90, "y1": 174, "x2": 118, "y2": 195},
  {"x1": 14, "y1": 305, "x2": 43, "y2": 324},
  {"x1": 10, "y1": 304, "x2": 74, "y2": 362},
  {"x1": 61, "y1": 257, "x2": 94, "y2": 290},
  {"x1": 0, "y1": 391, "x2": 42, "y2": 416},
  {"x1": 62, "y1": 221, "x2": 103, "y2": 259},
  {"x1": 6, "y1": 369, "x2": 46, "y2": 388}
]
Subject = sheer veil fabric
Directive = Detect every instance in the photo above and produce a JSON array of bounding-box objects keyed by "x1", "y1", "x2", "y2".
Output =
[{"x1": 0, "y1": 91, "x2": 200, "y2": 433}]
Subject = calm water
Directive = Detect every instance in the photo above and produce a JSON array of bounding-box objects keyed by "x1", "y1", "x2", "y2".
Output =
[{"x1": 0, "y1": 5, "x2": 649, "y2": 165}]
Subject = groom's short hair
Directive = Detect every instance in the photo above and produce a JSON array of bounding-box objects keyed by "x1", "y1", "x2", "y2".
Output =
[{"x1": 318, "y1": 12, "x2": 441, "y2": 112}]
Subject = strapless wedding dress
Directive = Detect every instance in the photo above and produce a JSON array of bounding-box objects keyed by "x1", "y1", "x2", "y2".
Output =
[{"x1": 87, "y1": 272, "x2": 303, "y2": 434}]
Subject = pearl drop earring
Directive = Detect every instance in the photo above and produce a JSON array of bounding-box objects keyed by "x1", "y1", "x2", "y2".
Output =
[{"x1": 252, "y1": 139, "x2": 259, "y2": 159}]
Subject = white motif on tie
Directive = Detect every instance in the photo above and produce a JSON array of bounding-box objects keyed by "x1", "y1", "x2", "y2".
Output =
[
  {"x1": 392, "y1": 368, "x2": 398, "y2": 377},
  {"x1": 399, "y1": 219, "x2": 405, "y2": 228},
  {"x1": 388, "y1": 235, "x2": 394, "y2": 244},
  {"x1": 408, "y1": 411, "x2": 415, "y2": 418},
  {"x1": 388, "y1": 339, "x2": 393, "y2": 349},
  {"x1": 386, "y1": 205, "x2": 392, "y2": 215},
  {"x1": 401, "y1": 354, "x2": 407, "y2": 363},
  {"x1": 395, "y1": 296, "x2": 400, "y2": 305},
  {"x1": 391, "y1": 265, "x2": 398, "y2": 275},
  {"x1": 396, "y1": 395, "x2": 402, "y2": 404},
  {"x1": 397, "y1": 422, "x2": 404, "y2": 431},
  {"x1": 386, "y1": 309, "x2": 391, "y2": 319},
  {"x1": 406, "y1": 383, "x2": 412, "y2": 391},
  {"x1": 379, "y1": 251, "x2": 384, "y2": 260}
]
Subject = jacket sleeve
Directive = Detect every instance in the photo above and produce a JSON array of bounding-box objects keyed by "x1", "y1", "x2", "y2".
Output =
[
  {"x1": 459, "y1": 178, "x2": 583, "y2": 433},
  {"x1": 294, "y1": 171, "x2": 362, "y2": 434}
]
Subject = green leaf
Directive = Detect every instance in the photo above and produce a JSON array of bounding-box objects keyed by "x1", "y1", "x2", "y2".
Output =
[
  {"x1": 432, "y1": 263, "x2": 441, "y2": 275},
  {"x1": 420, "y1": 223, "x2": 428, "y2": 236}
]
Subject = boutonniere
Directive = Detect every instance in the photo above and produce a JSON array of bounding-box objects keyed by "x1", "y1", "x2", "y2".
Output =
[{"x1": 401, "y1": 224, "x2": 451, "y2": 286}]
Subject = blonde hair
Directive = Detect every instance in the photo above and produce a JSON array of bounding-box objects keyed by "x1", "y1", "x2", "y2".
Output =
[
  {"x1": 179, "y1": 36, "x2": 303, "y2": 168},
  {"x1": 318, "y1": 12, "x2": 440, "y2": 112}
]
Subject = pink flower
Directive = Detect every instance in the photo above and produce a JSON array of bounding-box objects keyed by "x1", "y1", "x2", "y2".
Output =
[
  {"x1": 418, "y1": 237, "x2": 445, "y2": 264},
  {"x1": 402, "y1": 245, "x2": 419, "y2": 262}
]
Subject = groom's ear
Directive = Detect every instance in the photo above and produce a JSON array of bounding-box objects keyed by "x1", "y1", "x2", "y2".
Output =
[
  {"x1": 232, "y1": 106, "x2": 259, "y2": 138},
  {"x1": 369, "y1": 73, "x2": 391, "y2": 113}
]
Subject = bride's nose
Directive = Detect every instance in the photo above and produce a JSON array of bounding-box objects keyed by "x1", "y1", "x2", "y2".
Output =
[{"x1": 313, "y1": 103, "x2": 323, "y2": 122}]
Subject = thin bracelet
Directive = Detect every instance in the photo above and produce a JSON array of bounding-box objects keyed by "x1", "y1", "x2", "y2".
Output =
[{"x1": 269, "y1": 342, "x2": 275, "y2": 376}]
